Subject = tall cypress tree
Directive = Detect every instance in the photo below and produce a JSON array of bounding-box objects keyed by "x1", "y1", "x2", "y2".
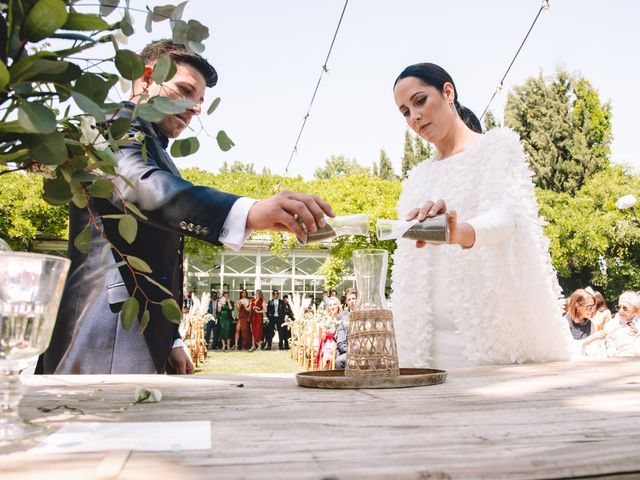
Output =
[
  {"x1": 505, "y1": 70, "x2": 612, "y2": 193},
  {"x1": 378, "y1": 148, "x2": 396, "y2": 180}
]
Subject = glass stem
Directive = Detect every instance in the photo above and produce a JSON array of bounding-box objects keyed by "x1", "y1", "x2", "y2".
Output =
[{"x1": 0, "y1": 363, "x2": 25, "y2": 423}]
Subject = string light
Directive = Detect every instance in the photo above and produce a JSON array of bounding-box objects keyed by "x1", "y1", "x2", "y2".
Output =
[
  {"x1": 479, "y1": 0, "x2": 550, "y2": 122},
  {"x1": 274, "y1": 0, "x2": 349, "y2": 191}
]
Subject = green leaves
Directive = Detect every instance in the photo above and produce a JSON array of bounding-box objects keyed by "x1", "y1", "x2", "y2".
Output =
[
  {"x1": 18, "y1": 103, "x2": 56, "y2": 134},
  {"x1": 42, "y1": 178, "x2": 72, "y2": 205},
  {"x1": 118, "y1": 214, "x2": 137, "y2": 244},
  {"x1": 87, "y1": 178, "x2": 114, "y2": 198},
  {"x1": 63, "y1": 13, "x2": 109, "y2": 31},
  {"x1": 75, "y1": 73, "x2": 110, "y2": 104},
  {"x1": 115, "y1": 50, "x2": 144, "y2": 80},
  {"x1": 207, "y1": 97, "x2": 221, "y2": 115},
  {"x1": 109, "y1": 118, "x2": 131, "y2": 140},
  {"x1": 22, "y1": 0, "x2": 68, "y2": 42},
  {"x1": 139, "y1": 309, "x2": 150, "y2": 332},
  {"x1": 0, "y1": 60, "x2": 10, "y2": 90},
  {"x1": 151, "y1": 54, "x2": 176, "y2": 84},
  {"x1": 72, "y1": 91, "x2": 106, "y2": 122},
  {"x1": 170, "y1": 136, "x2": 200, "y2": 157},
  {"x1": 121, "y1": 297, "x2": 139, "y2": 330},
  {"x1": 126, "y1": 255, "x2": 152, "y2": 273},
  {"x1": 152, "y1": 96, "x2": 193, "y2": 114},
  {"x1": 27, "y1": 132, "x2": 68, "y2": 165},
  {"x1": 73, "y1": 226, "x2": 92, "y2": 254},
  {"x1": 216, "y1": 131, "x2": 235, "y2": 152},
  {"x1": 99, "y1": 0, "x2": 120, "y2": 17},
  {"x1": 160, "y1": 298, "x2": 182, "y2": 325}
]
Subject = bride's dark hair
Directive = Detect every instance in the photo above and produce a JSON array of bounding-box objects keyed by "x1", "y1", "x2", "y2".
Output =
[{"x1": 394, "y1": 63, "x2": 482, "y2": 133}]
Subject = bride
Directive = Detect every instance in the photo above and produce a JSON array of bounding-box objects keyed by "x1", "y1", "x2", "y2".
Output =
[{"x1": 390, "y1": 63, "x2": 573, "y2": 369}]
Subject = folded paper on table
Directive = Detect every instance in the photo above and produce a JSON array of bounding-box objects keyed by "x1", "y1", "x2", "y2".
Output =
[{"x1": 29, "y1": 421, "x2": 211, "y2": 454}]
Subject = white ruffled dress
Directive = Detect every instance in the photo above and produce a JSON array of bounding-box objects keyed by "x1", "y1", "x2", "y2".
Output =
[{"x1": 391, "y1": 128, "x2": 573, "y2": 368}]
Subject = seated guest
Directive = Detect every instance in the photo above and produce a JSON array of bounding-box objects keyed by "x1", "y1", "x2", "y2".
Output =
[
  {"x1": 604, "y1": 291, "x2": 640, "y2": 357},
  {"x1": 591, "y1": 291, "x2": 612, "y2": 332},
  {"x1": 335, "y1": 288, "x2": 357, "y2": 369},
  {"x1": 317, "y1": 297, "x2": 341, "y2": 370},
  {"x1": 565, "y1": 289, "x2": 607, "y2": 356}
]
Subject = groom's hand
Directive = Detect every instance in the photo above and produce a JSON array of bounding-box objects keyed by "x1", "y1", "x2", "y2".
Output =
[{"x1": 247, "y1": 190, "x2": 334, "y2": 239}]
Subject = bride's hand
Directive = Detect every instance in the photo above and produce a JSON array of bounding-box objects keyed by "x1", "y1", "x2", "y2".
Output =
[{"x1": 406, "y1": 199, "x2": 458, "y2": 248}]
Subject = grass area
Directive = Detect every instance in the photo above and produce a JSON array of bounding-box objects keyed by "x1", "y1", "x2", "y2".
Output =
[{"x1": 195, "y1": 349, "x2": 304, "y2": 375}]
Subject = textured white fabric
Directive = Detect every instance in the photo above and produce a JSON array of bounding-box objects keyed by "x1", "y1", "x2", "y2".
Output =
[{"x1": 391, "y1": 128, "x2": 573, "y2": 368}]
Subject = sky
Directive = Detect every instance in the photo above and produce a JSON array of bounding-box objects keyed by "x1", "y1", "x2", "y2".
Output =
[{"x1": 91, "y1": 0, "x2": 640, "y2": 179}]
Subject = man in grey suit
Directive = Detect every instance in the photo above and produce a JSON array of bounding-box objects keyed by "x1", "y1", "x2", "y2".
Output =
[{"x1": 38, "y1": 40, "x2": 333, "y2": 374}]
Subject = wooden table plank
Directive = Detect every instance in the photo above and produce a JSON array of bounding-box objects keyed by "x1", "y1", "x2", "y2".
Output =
[{"x1": 1, "y1": 358, "x2": 639, "y2": 479}]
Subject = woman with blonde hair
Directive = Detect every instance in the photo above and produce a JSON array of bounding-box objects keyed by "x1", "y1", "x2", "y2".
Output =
[{"x1": 591, "y1": 291, "x2": 612, "y2": 331}]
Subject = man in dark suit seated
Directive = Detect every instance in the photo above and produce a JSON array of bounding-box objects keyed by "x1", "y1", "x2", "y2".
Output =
[{"x1": 38, "y1": 40, "x2": 333, "y2": 375}]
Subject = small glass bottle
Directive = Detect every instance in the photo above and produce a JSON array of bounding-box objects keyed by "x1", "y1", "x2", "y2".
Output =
[
  {"x1": 297, "y1": 214, "x2": 369, "y2": 245},
  {"x1": 376, "y1": 214, "x2": 449, "y2": 244}
]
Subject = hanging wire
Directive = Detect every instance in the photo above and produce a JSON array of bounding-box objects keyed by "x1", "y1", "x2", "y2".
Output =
[
  {"x1": 275, "y1": 0, "x2": 349, "y2": 190},
  {"x1": 479, "y1": 0, "x2": 550, "y2": 122}
]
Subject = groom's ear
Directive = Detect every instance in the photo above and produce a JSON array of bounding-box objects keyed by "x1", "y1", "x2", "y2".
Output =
[{"x1": 141, "y1": 65, "x2": 154, "y2": 86}]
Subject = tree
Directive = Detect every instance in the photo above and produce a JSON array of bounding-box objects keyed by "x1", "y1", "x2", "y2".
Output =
[
  {"x1": 401, "y1": 130, "x2": 433, "y2": 178},
  {"x1": 401, "y1": 130, "x2": 419, "y2": 178},
  {"x1": 537, "y1": 164, "x2": 640, "y2": 300},
  {"x1": 0, "y1": 169, "x2": 68, "y2": 250},
  {"x1": 483, "y1": 110, "x2": 500, "y2": 131},
  {"x1": 219, "y1": 160, "x2": 255, "y2": 175},
  {"x1": 505, "y1": 70, "x2": 612, "y2": 193},
  {"x1": 376, "y1": 149, "x2": 396, "y2": 180},
  {"x1": 313, "y1": 155, "x2": 370, "y2": 180}
]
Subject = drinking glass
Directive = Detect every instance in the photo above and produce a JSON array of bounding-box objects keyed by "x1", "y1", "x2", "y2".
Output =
[{"x1": 0, "y1": 252, "x2": 70, "y2": 443}]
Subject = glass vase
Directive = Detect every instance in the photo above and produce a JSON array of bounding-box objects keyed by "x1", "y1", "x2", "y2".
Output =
[
  {"x1": 0, "y1": 252, "x2": 70, "y2": 444},
  {"x1": 345, "y1": 249, "x2": 399, "y2": 376}
]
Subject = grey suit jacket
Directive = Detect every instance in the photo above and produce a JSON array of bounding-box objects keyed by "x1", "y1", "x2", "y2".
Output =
[{"x1": 38, "y1": 104, "x2": 239, "y2": 374}]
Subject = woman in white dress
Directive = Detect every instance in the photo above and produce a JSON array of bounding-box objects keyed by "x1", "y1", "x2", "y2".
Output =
[{"x1": 390, "y1": 63, "x2": 573, "y2": 368}]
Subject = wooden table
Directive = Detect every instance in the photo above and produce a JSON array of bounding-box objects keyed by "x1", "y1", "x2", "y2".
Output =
[{"x1": 2, "y1": 358, "x2": 640, "y2": 479}]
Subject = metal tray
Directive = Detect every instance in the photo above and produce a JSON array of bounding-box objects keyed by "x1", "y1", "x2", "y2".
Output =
[{"x1": 296, "y1": 368, "x2": 447, "y2": 389}]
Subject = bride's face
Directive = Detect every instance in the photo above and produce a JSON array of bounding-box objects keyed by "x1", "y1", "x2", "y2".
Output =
[{"x1": 394, "y1": 76, "x2": 456, "y2": 144}]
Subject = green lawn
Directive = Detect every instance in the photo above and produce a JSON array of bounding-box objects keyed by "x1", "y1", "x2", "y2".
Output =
[{"x1": 195, "y1": 349, "x2": 305, "y2": 374}]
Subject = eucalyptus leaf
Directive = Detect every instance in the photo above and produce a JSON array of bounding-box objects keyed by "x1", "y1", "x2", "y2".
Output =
[
  {"x1": 72, "y1": 91, "x2": 106, "y2": 122},
  {"x1": 171, "y1": 19, "x2": 187, "y2": 45},
  {"x1": 137, "y1": 103, "x2": 166, "y2": 122},
  {"x1": 101, "y1": 242, "x2": 112, "y2": 260},
  {"x1": 160, "y1": 298, "x2": 182, "y2": 324},
  {"x1": 0, "y1": 59, "x2": 9, "y2": 90},
  {"x1": 207, "y1": 97, "x2": 221, "y2": 115},
  {"x1": 109, "y1": 117, "x2": 131, "y2": 140},
  {"x1": 139, "y1": 309, "x2": 150, "y2": 332},
  {"x1": 51, "y1": 32, "x2": 97, "y2": 43},
  {"x1": 71, "y1": 171, "x2": 100, "y2": 182},
  {"x1": 22, "y1": 0, "x2": 68, "y2": 42},
  {"x1": 120, "y1": 297, "x2": 139, "y2": 331},
  {"x1": 18, "y1": 103, "x2": 56, "y2": 134},
  {"x1": 124, "y1": 201, "x2": 149, "y2": 220},
  {"x1": 115, "y1": 50, "x2": 144, "y2": 80},
  {"x1": 141, "y1": 274, "x2": 173, "y2": 296},
  {"x1": 144, "y1": 8, "x2": 153, "y2": 32},
  {"x1": 127, "y1": 255, "x2": 152, "y2": 273},
  {"x1": 33, "y1": 61, "x2": 82, "y2": 83},
  {"x1": 63, "y1": 13, "x2": 109, "y2": 31},
  {"x1": 170, "y1": 1, "x2": 188, "y2": 23},
  {"x1": 0, "y1": 121, "x2": 30, "y2": 134},
  {"x1": 99, "y1": 0, "x2": 120, "y2": 17},
  {"x1": 187, "y1": 41, "x2": 205, "y2": 55},
  {"x1": 152, "y1": 5, "x2": 175, "y2": 22},
  {"x1": 170, "y1": 136, "x2": 199, "y2": 157},
  {"x1": 43, "y1": 178, "x2": 72, "y2": 205},
  {"x1": 0, "y1": 148, "x2": 30, "y2": 165},
  {"x1": 73, "y1": 226, "x2": 92, "y2": 254},
  {"x1": 216, "y1": 130, "x2": 235, "y2": 152},
  {"x1": 100, "y1": 214, "x2": 125, "y2": 219},
  {"x1": 151, "y1": 54, "x2": 172, "y2": 83},
  {"x1": 119, "y1": 214, "x2": 137, "y2": 244},
  {"x1": 87, "y1": 178, "x2": 114, "y2": 198},
  {"x1": 152, "y1": 96, "x2": 193, "y2": 114},
  {"x1": 120, "y1": 9, "x2": 134, "y2": 36},
  {"x1": 186, "y1": 20, "x2": 209, "y2": 42},
  {"x1": 28, "y1": 132, "x2": 68, "y2": 165},
  {"x1": 72, "y1": 192, "x2": 87, "y2": 209},
  {"x1": 75, "y1": 73, "x2": 110, "y2": 104}
]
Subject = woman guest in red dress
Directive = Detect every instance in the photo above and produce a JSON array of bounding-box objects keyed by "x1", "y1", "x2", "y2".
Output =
[
  {"x1": 235, "y1": 289, "x2": 252, "y2": 350},
  {"x1": 249, "y1": 289, "x2": 266, "y2": 351}
]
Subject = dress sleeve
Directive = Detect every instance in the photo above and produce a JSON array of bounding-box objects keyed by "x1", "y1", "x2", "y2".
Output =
[{"x1": 467, "y1": 204, "x2": 515, "y2": 247}]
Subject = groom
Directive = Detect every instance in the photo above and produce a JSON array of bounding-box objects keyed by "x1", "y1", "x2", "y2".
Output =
[{"x1": 38, "y1": 39, "x2": 333, "y2": 375}]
